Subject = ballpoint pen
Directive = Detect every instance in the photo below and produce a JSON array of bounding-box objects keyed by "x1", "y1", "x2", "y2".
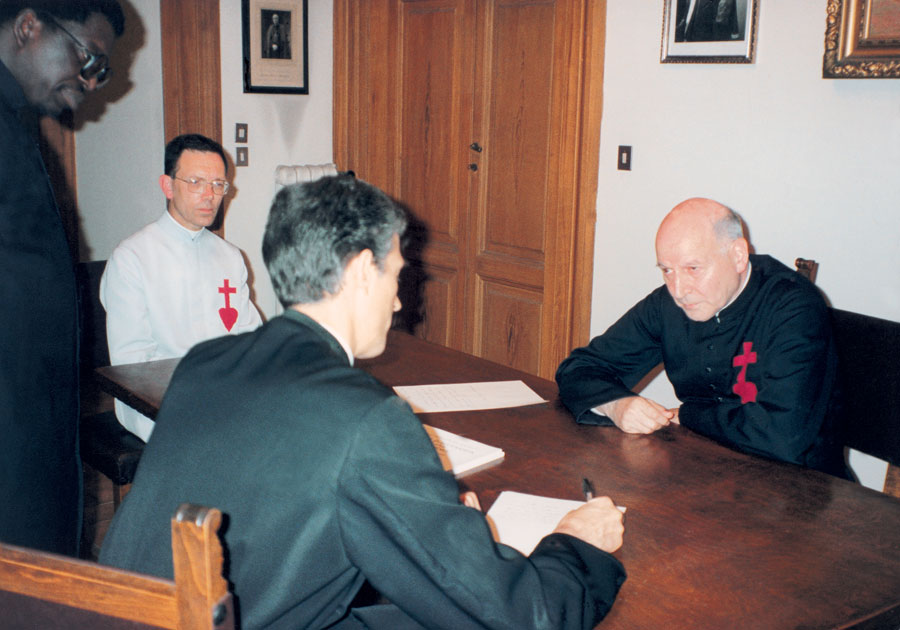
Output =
[{"x1": 582, "y1": 477, "x2": 595, "y2": 501}]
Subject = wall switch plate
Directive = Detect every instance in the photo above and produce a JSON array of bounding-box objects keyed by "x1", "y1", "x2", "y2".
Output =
[
  {"x1": 618, "y1": 145, "x2": 632, "y2": 171},
  {"x1": 235, "y1": 123, "x2": 248, "y2": 143},
  {"x1": 236, "y1": 146, "x2": 249, "y2": 167}
]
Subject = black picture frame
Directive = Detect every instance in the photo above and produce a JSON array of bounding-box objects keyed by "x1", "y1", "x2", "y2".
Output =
[{"x1": 242, "y1": 0, "x2": 309, "y2": 94}]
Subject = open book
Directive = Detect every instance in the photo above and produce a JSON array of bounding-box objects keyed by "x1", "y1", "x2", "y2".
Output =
[{"x1": 423, "y1": 425, "x2": 505, "y2": 478}]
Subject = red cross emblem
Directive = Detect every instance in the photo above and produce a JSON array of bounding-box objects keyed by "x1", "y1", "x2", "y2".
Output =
[
  {"x1": 731, "y1": 341, "x2": 758, "y2": 404},
  {"x1": 218, "y1": 279, "x2": 238, "y2": 331}
]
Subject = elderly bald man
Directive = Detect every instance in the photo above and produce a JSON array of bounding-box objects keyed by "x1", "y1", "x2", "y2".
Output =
[{"x1": 556, "y1": 198, "x2": 848, "y2": 478}]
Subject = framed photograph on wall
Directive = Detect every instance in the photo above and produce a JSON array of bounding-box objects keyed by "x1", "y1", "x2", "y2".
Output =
[
  {"x1": 242, "y1": 0, "x2": 309, "y2": 93},
  {"x1": 823, "y1": 0, "x2": 900, "y2": 78},
  {"x1": 660, "y1": 0, "x2": 759, "y2": 63}
]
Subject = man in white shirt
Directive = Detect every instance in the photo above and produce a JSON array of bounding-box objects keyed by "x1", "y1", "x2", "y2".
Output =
[{"x1": 100, "y1": 133, "x2": 262, "y2": 441}]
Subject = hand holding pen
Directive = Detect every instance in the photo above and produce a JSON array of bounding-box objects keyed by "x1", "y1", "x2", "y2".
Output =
[{"x1": 552, "y1": 477, "x2": 624, "y2": 553}]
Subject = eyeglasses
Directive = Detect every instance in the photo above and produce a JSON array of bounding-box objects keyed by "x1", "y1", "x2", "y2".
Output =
[
  {"x1": 41, "y1": 14, "x2": 111, "y2": 87},
  {"x1": 173, "y1": 176, "x2": 230, "y2": 196}
]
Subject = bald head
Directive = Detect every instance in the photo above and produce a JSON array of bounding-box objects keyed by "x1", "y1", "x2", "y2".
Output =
[{"x1": 655, "y1": 198, "x2": 749, "y2": 322}]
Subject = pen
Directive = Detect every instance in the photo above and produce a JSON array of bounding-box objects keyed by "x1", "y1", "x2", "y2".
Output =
[{"x1": 582, "y1": 477, "x2": 595, "y2": 501}]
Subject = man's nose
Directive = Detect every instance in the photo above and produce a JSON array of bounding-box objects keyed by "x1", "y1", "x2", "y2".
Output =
[
  {"x1": 670, "y1": 273, "x2": 689, "y2": 299},
  {"x1": 393, "y1": 295, "x2": 402, "y2": 312},
  {"x1": 79, "y1": 74, "x2": 100, "y2": 92}
]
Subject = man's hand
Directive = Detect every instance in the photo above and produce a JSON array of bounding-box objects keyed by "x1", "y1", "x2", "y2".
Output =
[
  {"x1": 597, "y1": 396, "x2": 674, "y2": 434},
  {"x1": 553, "y1": 497, "x2": 624, "y2": 553},
  {"x1": 460, "y1": 491, "x2": 482, "y2": 511}
]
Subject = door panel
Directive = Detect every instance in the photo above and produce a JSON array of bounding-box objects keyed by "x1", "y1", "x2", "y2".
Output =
[
  {"x1": 398, "y1": 0, "x2": 475, "y2": 349},
  {"x1": 476, "y1": 278, "x2": 542, "y2": 372},
  {"x1": 480, "y1": 0, "x2": 556, "y2": 259}
]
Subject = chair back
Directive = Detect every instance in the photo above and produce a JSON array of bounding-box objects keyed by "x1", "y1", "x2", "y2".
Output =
[
  {"x1": 831, "y1": 308, "x2": 900, "y2": 497},
  {"x1": 0, "y1": 504, "x2": 234, "y2": 630},
  {"x1": 794, "y1": 257, "x2": 819, "y2": 283}
]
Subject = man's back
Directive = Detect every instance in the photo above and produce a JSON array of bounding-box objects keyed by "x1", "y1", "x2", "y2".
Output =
[{"x1": 101, "y1": 310, "x2": 625, "y2": 629}]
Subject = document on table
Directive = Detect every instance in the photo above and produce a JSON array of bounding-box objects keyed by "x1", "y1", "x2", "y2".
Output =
[
  {"x1": 393, "y1": 380, "x2": 546, "y2": 413},
  {"x1": 423, "y1": 425, "x2": 505, "y2": 478},
  {"x1": 486, "y1": 491, "x2": 627, "y2": 555}
]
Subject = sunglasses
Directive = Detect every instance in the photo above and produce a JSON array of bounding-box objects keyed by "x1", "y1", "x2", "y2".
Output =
[{"x1": 41, "y1": 13, "x2": 111, "y2": 87}]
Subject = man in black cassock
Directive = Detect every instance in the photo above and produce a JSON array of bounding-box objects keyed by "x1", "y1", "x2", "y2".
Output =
[{"x1": 0, "y1": 0, "x2": 124, "y2": 555}]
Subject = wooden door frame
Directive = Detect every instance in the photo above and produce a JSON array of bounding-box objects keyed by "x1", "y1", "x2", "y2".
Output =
[{"x1": 160, "y1": 0, "x2": 222, "y2": 146}]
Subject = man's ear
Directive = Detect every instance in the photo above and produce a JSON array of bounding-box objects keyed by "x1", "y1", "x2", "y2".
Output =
[
  {"x1": 731, "y1": 237, "x2": 749, "y2": 273},
  {"x1": 13, "y1": 10, "x2": 41, "y2": 48},
  {"x1": 159, "y1": 174, "x2": 174, "y2": 200},
  {"x1": 343, "y1": 248, "x2": 375, "y2": 293}
]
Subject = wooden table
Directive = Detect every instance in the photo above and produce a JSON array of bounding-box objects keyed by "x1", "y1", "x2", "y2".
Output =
[{"x1": 96, "y1": 331, "x2": 900, "y2": 630}]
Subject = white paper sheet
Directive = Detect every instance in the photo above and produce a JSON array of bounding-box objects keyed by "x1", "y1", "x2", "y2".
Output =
[
  {"x1": 393, "y1": 380, "x2": 546, "y2": 413},
  {"x1": 486, "y1": 491, "x2": 626, "y2": 555}
]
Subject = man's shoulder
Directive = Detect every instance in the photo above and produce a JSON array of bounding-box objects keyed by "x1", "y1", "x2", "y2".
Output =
[
  {"x1": 177, "y1": 317, "x2": 396, "y2": 413},
  {"x1": 112, "y1": 218, "x2": 166, "y2": 253},
  {"x1": 201, "y1": 229, "x2": 245, "y2": 257},
  {"x1": 751, "y1": 254, "x2": 824, "y2": 304}
]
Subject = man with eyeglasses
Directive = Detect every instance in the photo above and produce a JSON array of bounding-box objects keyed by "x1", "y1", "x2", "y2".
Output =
[
  {"x1": 100, "y1": 134, "x2": 262, "y2": 442},
  {"x1": 0, "y1": 1, "x2": 124, "y2": 556}
]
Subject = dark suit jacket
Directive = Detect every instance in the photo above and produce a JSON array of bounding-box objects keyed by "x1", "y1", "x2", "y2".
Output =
[
  {"x1": 0, "y1": 60, "x2": 80, "y2": 555},
  {"x1": 100, "y1": 310, "x2": 625, "y2": 629}
]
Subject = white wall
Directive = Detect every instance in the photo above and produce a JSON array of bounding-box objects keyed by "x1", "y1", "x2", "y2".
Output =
[
  {"x1": 218, "y1": 0, "x2": 334, "y2": 317},
  {"x1": 75, "y1": 0, "x2": 165, "y2": 261},
  {"x1": 595, "y1": 1, "x2": 900, "y2": 490}
]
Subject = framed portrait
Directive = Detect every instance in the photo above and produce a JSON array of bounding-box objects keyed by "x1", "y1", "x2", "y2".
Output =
[
  {"x1": 242, "y1": 0, "x2": 309, "y2": 94},
  {"x1": 660, "y1": 0, "x2": 759, "y2": 63},
  {"x1": 824, "y1": 0, "x2": 900, "y2": 78}
]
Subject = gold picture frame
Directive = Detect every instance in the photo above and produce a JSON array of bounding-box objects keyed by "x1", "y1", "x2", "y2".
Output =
[{"x1": 824, "y1": 0, "x2": 900, "y2": 78}]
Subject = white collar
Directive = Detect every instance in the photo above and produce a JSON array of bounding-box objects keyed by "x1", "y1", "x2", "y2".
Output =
[
  {"x1": 162, "y1": 210, "x2": 206, "y2": 242},
  {"x1": 716, "y1": 260, "x2": 752, "y2": 317}
]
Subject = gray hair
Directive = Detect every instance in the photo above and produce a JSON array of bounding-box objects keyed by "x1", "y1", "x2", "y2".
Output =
[
  {"x1": 262, "y1": 175, "x2": 407, "y2": 307},
  {"x1": 713, "y1": 206, "x2": 744, "y2": 244}
]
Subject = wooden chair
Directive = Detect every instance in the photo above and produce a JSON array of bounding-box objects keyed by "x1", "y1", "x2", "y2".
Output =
[
  {"x1": 0, "y1": 504, "x2": 234, "y2": 629},
  {"x1": 830, "y1": 308, "x2": 900, "y2": 498},
  {"x1": 794, "y1": 258, "x2": 899, "y2": 496},
  {"x1": 76, "y1": 261, "x2": 146, "y2": 557},
  {"x1": 794, "y1": 257, "x2": 819, "y2": 283}
]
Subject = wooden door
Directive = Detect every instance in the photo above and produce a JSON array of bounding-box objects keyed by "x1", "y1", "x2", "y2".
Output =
[{"x1": 334, "y1": 0, "x2": 605, "y2": 379}]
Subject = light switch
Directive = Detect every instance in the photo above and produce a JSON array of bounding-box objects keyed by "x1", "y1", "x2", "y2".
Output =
[
  {"x1": 618, "y1": 145, "x2": 632, "y2": 171},
  {"x1": 236, "y1": 147, "x2": 249, "y2": 167},
  {"x1": 235, "y1": 123, "x2": 248, "y2": 143}
]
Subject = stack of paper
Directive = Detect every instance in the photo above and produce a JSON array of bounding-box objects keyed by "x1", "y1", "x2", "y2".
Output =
[{"x1": 423, "y1": 424, "x2": 505, "y2": 478}]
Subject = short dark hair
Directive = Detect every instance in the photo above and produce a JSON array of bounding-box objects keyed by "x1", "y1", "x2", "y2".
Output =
[
  {"x1": 0, "y1": 1, "x2": 125, "y2": 37},
  {"x1": 263, "y1": 175, "x2": 407, "y2": 307},
  {"x1": 164, "y1": 134, "x2": 229, "y2": 178}
]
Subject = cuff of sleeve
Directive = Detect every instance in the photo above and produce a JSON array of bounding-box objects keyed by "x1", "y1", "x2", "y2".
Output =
[{"x1": 533, "y1": 533, "x2": 626, "y2": 620}]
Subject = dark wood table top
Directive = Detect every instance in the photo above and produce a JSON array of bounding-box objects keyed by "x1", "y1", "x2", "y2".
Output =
[{"x1": 96, "y1": 331, "x2": 900, "y2": 630}]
